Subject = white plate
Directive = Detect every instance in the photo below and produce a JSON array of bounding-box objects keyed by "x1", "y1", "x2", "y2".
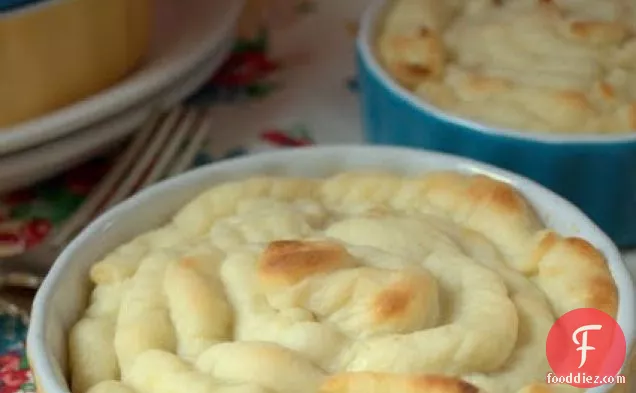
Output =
[
  {"x1": 0, "y1": 0, "x2": 245, "y2": 155},
  {"x1": 0, "y1": 35, "x2": 234, "y2": 194}
]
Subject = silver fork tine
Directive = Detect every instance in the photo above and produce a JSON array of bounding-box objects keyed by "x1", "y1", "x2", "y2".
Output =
[
  {"x1": 1, "y1": 106, "x2": 212, "y2": 289},
  {"x1": 139, "y1": 109, "x2": 201, "y2": 190},
  {"x1": 167, "y1": 110, "x2": 212, "y2": 177},
  {"x1": 103, "y1": 107, "x2": 184, "y2": 211},
  {"x1": 50, "y1": 107, "x2": 208, "y2": 249},
  {"x1": 51, "y1": 111, "x2": 161, "y2": 247}
]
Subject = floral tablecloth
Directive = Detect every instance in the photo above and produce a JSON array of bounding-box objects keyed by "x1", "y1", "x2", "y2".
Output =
[{"x1": 0, "y1": 1, "x2": 367, "y2": 391}]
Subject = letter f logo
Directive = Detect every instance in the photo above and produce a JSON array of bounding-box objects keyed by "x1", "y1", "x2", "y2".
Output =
[{"x1": 572, "y1": 324, "x2": 602, "y2": 368}]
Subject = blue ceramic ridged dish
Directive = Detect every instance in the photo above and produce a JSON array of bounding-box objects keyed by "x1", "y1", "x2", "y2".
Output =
[{"x1": 356, "y1": 0, "x2": 636, "y2": 249}]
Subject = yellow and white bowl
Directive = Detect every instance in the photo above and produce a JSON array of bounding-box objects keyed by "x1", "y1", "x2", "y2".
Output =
[
  {"x1": 0, "y1": 0, "x2": 245, "y2": 194},
  {"x1": 0, "y1": 0, "x2": 245, "y2": 157},
  {"x1": 0, "y1": 0, "x2": 153, "y2": 128}
]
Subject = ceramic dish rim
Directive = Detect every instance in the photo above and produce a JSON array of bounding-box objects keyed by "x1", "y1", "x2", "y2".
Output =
[
  {"x1": 0, "y1": 29, "x2": 234, "y2": 195},
  {"x1": 27, "y1": 145, "x2": 635, "y2": 393},
  {"x1": 357, "y1": 0, "x2": 636, "y2": 145},
  {"x1": 0, "y1": 0, "x2": 245, "y2": 155}
]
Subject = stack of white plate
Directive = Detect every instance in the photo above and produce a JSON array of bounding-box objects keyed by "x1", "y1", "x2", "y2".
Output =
[{"x1": 0, "y1": 0, "x2": 245, "y2": 194}]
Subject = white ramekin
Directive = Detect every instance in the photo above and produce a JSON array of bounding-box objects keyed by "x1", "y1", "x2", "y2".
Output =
[{"x1": 27, "y1": 146, "x2": 636, "y2": 393}]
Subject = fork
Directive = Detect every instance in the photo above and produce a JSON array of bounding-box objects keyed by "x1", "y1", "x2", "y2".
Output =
[{"x1": 0, "y1": 106, "x2": 214, "y2": 289}]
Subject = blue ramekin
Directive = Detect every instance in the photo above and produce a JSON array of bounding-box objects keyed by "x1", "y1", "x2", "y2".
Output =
[{"x1": 356, "y1": 0, "x2": 636, "y2": 248}]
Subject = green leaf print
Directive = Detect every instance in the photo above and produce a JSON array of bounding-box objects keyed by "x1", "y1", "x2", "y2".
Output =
[
  {"x1": 234, "y1": 28, "x2": 269, "y2": 53},
  {"x1": 19, "y1": 355, "x2": 29, "y2": 369}
]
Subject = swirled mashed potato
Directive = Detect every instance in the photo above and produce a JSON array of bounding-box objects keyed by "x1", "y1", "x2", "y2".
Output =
[
  {"x1": 68, "y1": 173, "x2": 617, "y2": 393},
  {"x1": 378, "y1": 0, "x2": 636, "y2": 134}
]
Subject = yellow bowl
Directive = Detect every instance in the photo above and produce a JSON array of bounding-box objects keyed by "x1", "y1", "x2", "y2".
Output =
[{"x1": 0, "y1": 0, "x2": 153, "y2": 128}]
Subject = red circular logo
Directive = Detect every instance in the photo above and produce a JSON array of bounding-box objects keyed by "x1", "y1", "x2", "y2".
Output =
[{"x1": 546, "y1": 308, "x2": 626, "y2": 388}]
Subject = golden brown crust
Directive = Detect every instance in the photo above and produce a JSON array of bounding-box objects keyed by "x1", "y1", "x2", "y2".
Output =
[
  {"x1": 531, "y1": 232, "x2": 618, "y2": 317},
  {"x1": 371, "y1": 269, "x2": 438, "y2": 326},
  {"x1": 258, "y1": 240, "x2": 357, "y2": 287},
  {"x1": 373, "y1": 284, "x2": 414, "y2": 321},
  {"x1": 598, "y1": 82, "x2": 616, "y2": 100},
  {"x1": 319, "y1": 373, "x2": 480, "y2": 393},
  {"x1": 378, "y1": 31, "x2": 446, "y2": 88},
  {"x1": 569, "y1": 20, "x2": 629, "y2": 45},
  {"x1": 552, "y1": 91, "x2": 594, "y2": 114}
]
